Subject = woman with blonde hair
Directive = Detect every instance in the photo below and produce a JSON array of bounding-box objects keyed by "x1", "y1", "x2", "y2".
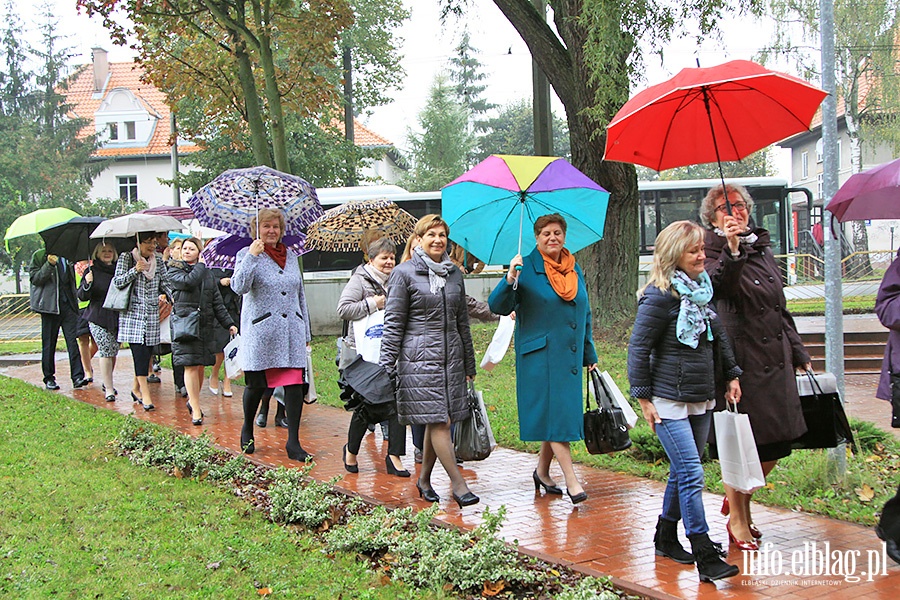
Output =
[
  {"x1": 77, "y1": 242, "x2": 120, "y2": 401},
  {"x1": 628, "y1": 220, "x2": 741, "y2": 582},
  {"x1": 232, "y1": 208, "x2": 313, "y2": 461},
  {"x1": 380, "y1": 214, "x2": 479, "y2": 508}
]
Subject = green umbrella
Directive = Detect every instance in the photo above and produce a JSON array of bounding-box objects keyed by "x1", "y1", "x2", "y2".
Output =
[{"x1": 4, "y1": 207, "x2": 81, "y2": 253}]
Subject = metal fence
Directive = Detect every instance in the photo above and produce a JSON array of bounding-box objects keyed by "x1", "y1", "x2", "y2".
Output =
[
  {"x1": 774, "y1": 250, "x2": 891, "y2": 301},
  {"x1": 0, "y1": 294, "x2": 41, "y2": 342}
]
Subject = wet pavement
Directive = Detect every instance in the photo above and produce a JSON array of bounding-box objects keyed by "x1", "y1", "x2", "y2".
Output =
[{"x1": 3, "y1": 353, "x2": 898, "y2": 600}]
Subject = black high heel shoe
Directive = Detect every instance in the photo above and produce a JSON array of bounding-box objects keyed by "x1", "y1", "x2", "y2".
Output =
[
  {"x1": 567, "y1": 489, "x2": 588, "y2": 505},
  {"x1": 532, "y1": 470, "x2": 563, "y2": 495},
  {"x1": 416, "y1": 481, "x2": 440, "y2": 503},
  {"x1": 131, "y1": 391, "x2": 140, "y2": 403},
  {"x1": 385, "y1": 456, "x2": 410, "y2": 478},
  {"x1": 342, "y1": 444, "x2": 358, "y2": 473},
  {"x1": 141, "y1": 401, "x2": 155, "y2": 411},
  {"x1": 452, "y1": 491, "x2": 480, "y2": 508}
]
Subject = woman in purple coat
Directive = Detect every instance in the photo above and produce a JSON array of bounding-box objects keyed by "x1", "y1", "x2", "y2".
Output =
[{"x1": 875, "y1": 250, "x2": 900, "y2": 564}]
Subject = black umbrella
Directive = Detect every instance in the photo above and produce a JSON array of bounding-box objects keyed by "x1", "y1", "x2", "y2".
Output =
[{"x1": 39, "y1": 216, "x2": 133, "y2": 262}]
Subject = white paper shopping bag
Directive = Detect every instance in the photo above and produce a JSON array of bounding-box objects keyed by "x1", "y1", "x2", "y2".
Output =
[{"x1": 714, "y1": 405, "x2": 765, "y2": 494}]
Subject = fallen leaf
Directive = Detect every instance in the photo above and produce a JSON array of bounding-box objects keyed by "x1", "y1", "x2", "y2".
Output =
[
  {"x1": 876, "y1": 442, "x2": 886, "y2": 453},
  {"x1": 173, "y1": 466, "x2": 183, "y2": 479},
  {"x1": 483, "y1": 580, "x2": 506, "y2": 597},
  {"x1": 764, "y1": 482, "x2": 775, "y2": 490},
  {"x1": 549, "y1": 569, "x2": 560, "y2": 577},
  {"x1": 855, "y1": 484, "x2": 875, "y2": 502},
  {"x1": 379, "y1": 574, "x2": 391, "y2": 586},
  {"x1": 813, "y1": 498, "x2": 824, "y2": 505},
  {"x1": 866, "y1": 455, "x2": 883, "y2": 462},
  {"x1": 257, "y1": 587, "x2": 272, "y2": 596}
]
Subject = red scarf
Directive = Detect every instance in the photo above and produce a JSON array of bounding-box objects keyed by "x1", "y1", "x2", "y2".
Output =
[{"x1": 263, "y1": 242, "x2": 287, "y2": 269}]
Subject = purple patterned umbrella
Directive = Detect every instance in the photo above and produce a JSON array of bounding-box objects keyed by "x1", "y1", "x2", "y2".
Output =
[
  {"x1": 141, "y1": 205, "x2": 196, "y2": 221},
  {"x1": 201, "y1": 234, "x2": 308, "y2": 270},
  {"x1": 187, "y1": 166, "x2": 323, "y2": 237}
]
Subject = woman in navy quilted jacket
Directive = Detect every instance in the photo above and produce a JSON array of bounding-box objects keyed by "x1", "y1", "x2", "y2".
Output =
[{"x1": 627, "y1": 220, "x2": 742, "y2": 583}]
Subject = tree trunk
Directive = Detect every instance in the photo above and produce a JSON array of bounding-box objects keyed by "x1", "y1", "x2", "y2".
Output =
[
  {"x1": 257, "y1": 30, "x2": 290, "y2": 172},
  {"x1": 844, "y1": 102, "x2": 874, "y2": 277},
  {"x1": 235, "y1": 39, "x2": 273, "y2": 167}
]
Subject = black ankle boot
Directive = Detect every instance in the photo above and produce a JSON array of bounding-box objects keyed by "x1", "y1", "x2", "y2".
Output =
[
  {"x1": 240, "y1": 426, "x2": 255, "y2": 454},
  {"x1": 688, "y1": 533, "x2": 739, "y2": 582},
  {"x1": 256, "y1": 395, "x2": 270, "y2": 428},
  {"x1": 654, "y1": 517, "x2": 694, "y2": 564}
]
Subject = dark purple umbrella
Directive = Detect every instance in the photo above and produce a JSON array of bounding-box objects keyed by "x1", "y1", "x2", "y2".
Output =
[
  {"x1": 201, "y1": 234, "x2": 308, "y2": 269},
  {"x1": 187, "y1": 166, "x2": 323, "y2": 237},
  {"x1": 141, "y1": 205, "x2": 196, "y2": 221},
  {"x1": 827, "y1": 157, "x2": 900, "y2": 222}
]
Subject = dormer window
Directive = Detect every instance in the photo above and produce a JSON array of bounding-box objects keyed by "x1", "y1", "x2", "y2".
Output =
[
  {"x1": 125, "y1": 121, "x2": 136, "y2": 140},
  {"x1": 109, "y1": 122, "x2": 118, "y2": 140}
]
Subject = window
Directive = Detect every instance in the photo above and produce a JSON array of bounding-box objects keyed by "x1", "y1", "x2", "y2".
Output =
[
  {"x1": 816, "y1": 172, "x2": 824, "y2": 200},
  {"x1": 837, "y1": 139, "x2": 842, "y2": 166},
  {"x1": 118, "y1": 175, "x2": 138, "y2": 203},
  {"x1": 108, "y1": 122, "x2": 118, "y2": 140},
  {"x1": 801, "y1": 151, "x2": 809, "y2": 179},
  {"x1": 816, "y1": 138, "x2": 824, "y2": 163},
  {"x1": 125, "y1": 121, "x2": 136, "y2": 140}
]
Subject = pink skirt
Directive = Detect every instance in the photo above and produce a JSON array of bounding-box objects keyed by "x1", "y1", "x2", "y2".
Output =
[{"x1": 266, "y1": 368, "x2": 305, "y2": 388}]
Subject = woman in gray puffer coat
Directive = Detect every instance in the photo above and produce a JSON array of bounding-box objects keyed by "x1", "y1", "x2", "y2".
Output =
[
  {"x1": 380, "y1": 215, "x2": 479, "y2": 509},
  {"x1": 167, "y1": 238, "x2": 237, "y2": 426}
]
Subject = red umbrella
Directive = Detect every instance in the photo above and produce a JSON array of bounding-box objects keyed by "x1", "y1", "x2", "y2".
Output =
[{"x1": 604, "y1": 60, "x2": 827, "y2": 191}]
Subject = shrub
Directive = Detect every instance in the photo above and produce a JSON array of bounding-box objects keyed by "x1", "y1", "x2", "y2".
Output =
[
  {"x1": 628, "y1": 424, "x2": 668, "y2": 463},
  {"x1": 267, "y1": 465, "x2": 342, "y2": 528},
  {"x1": 390, "y1": 506, "x2": 535, "y2": 594}
]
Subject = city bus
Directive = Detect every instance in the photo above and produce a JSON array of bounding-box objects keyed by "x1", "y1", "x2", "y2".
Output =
[{"x1": 305, "y1": 178, "x2": 812, "y2": 273}]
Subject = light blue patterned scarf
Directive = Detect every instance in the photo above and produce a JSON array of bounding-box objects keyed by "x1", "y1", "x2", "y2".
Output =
[{"x1": 671, "y1": 269, "x2": 716, "y2": 348}]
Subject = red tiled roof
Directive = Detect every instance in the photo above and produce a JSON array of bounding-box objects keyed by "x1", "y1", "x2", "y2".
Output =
[
  {"x1": 64, "y1": 61, "x2": 199, "y2": 158},
  {"x1": 65, "y1": 60, "x2": 393, "y2": 158}
]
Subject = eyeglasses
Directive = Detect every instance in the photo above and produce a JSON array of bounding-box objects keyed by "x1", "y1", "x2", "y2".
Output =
[{"x1": 714, "y1": 201, "x2": 748, "y2": 214}]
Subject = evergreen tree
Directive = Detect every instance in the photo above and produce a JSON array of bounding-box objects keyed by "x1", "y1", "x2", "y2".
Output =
[
  {"x1": 448, "y1": 30, "x2": 496, "y2": 131},
  {"x1": 400, "y1": 74, "x2": 474, "y2": 192}
]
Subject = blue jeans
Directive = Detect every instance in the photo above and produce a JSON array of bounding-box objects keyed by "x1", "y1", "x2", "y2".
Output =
[{"x1": 656, "y1": 410, "x2": 711, "y2": 537}]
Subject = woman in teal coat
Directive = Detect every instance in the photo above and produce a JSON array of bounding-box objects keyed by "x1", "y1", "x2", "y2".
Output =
[{"x1": 488, "y1": 213, "x2": 598, "y2": 504}]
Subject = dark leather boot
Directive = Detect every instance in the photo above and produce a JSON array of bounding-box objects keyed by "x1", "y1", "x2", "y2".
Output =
[
  {"x1": 689, "y1": 533, "x2": 739, "y2": 582},
  {"x1": 654, "y1": 517, "x2": 694, "y2": 564}
]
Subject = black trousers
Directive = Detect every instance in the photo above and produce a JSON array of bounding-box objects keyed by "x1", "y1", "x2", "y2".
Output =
[
  {"x1": 879, "y1": 483, "x2": 900, "y2": 541},
  {"x1": 40, "y1": 306, "x2": 84, "y2": 384},
  {"x1": 347, "y1": 411, "x2": 406, "y2": 457}
]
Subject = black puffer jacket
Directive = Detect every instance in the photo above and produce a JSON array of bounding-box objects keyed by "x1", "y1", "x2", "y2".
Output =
[
  {"x1": 628, "y1": 284, "x2": 742, "y2": 402},
  {"x1": 76, "y1": 260, "x2": 119, "y2": 333},
  {"x1": 166, "y1": 261, "x2": 235, "y2": 367},
  {"x1": 379, "y1": 253, "x2": 476, "y2": 425}
]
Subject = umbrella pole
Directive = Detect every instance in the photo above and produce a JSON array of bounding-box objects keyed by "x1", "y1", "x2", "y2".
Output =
[
  {"x1": 513, "y1": 195, "x2": 525, "y2": 290},
  {"x1": 702, "y1": 87, "x2": 731, "y2": 215}
]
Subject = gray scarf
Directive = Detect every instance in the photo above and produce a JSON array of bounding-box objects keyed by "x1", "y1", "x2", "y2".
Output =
[{"x1": 414, "y1": 245, "x2": 454, "y2": 294}]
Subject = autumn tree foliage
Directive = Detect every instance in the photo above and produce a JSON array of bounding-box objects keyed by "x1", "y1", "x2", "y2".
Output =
[{"x1": 77, "y1": 0, "x2": 354, "y2": 172}]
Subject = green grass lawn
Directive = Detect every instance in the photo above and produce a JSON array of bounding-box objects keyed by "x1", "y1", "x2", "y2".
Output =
[{"x1": 0, "y1": 376, "x2": 426, "y2": 599}]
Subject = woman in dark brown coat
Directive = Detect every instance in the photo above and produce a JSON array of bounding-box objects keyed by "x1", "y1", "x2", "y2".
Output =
[{"x1": 701, "y1": 183, "x2": 811, "y2": 551}]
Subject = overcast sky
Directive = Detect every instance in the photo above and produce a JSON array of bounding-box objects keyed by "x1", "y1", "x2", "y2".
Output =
[{"x1": 27, "y1": 0, "x2": 790, "y2": 173}]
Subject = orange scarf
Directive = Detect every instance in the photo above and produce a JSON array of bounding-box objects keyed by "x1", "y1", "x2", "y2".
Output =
[{"x1": 540, "y1": 248, "x2": 578, "y2": 301}]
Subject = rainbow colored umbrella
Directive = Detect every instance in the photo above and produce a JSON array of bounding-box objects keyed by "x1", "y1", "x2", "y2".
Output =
[{"x1": 441, "y1": 155, "x2": 609, "y2": 264}]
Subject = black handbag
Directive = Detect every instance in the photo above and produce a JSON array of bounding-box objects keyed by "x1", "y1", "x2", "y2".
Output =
[
  {"x1": 453, "y1": 383, "x2": 493, "y2": 462},
  {"x1": 890, "y1": 373, "x2": 900, "y2": 429},
  {"x1": 171, "y1": 278, "x2": 203, "y2": 343},
  {"x1": 792, "y1": 370, "x2": 855, "y2": 449},
  {"x1": 584, "y1": 369, "x2": 632, "y2": 455}
]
